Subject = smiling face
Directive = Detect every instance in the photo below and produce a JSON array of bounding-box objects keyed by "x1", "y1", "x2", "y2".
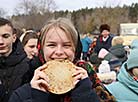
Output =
[
  {"x1": 43, "y1": 27, "x2": 75, "y2": 62},
  {"x1": 0, "y1": 24, "x2": 16, "y2": 56},
  {"x1": 101, "y1": 30, "x2": 110, "y2": 38},
  {"x1": 24, "y1": 38, "x2": 38, "y2": 59}
]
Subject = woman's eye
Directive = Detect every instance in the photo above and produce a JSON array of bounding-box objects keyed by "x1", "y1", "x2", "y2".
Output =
[
  {"x1": 47, "y1": 44, "x2": 56, "y2": 47},
  {"x1": 64, "y1": 44, "x2": 71, "y2": 48},
  {"x1": 29, "y1": 45, "x2": 35, "y2": 48},
  {"x1": 2, "y1": 34, "x2": 10, "y2": 38}
]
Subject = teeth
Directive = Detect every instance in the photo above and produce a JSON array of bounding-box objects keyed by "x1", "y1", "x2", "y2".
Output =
[{"x1": 54, "y1": 59, "x2": 65, "y2": 61}]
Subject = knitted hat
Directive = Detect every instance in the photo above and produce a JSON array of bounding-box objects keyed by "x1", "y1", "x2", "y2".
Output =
[
  {"x1": 104, "y1": 52, "x2": 121, "y2": 69},
  {"x1": 99, "y1": 24, "x2": 110, "y2": 33},
  {"x1": 108, "y1": 57, "x2": 122, "y2": 70}
]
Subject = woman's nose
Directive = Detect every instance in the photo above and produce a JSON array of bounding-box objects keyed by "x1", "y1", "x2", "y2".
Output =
[{"x1": 55, "y1": 46, "x2": 64, "y2": 55}]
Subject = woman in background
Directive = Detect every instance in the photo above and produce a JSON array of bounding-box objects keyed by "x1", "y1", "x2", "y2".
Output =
[{"x1": 20, "y1": 30, "x2": 39, "y2": 59}]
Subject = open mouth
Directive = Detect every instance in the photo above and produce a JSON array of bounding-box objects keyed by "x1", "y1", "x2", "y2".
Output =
[{"x1": 51, "y1": 58, "x2": 68, "y2": 61}]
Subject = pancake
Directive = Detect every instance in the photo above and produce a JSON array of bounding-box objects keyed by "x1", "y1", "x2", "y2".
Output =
[{"x1": 43, "y1": 60, "x2": 76, "y2": 94}]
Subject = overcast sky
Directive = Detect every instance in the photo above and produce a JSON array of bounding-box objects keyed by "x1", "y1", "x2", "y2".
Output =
[{"x1": 0, "y1": 0, "x2": 138, "y2": 16}]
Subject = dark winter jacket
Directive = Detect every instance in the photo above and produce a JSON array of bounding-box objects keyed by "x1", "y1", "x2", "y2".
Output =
[
  {"x1": 94, "y1": 35, "x2": 113, "y2": 54},
  {"x1": 109, "y1": 44, "x2": 127, "y2": 63},
  {"x1": 0, "y1": 39, "x2": 31, "y2": 102},
  {"x1": 9, "y1": 78, "x2": 100, "y2": 102}
]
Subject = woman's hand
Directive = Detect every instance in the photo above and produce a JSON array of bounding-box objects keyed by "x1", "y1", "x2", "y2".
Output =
[
  {"x1": 30, "y1": 64, "x2": 49, "y2": 92},
  {"x1": 72, "y1": 66, "x2": 88, "y2": 86}
]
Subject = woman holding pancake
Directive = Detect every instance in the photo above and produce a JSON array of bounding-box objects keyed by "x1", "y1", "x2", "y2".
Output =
[{"x1": 9, "y1": 18, "x2": 114, "y2": 102}]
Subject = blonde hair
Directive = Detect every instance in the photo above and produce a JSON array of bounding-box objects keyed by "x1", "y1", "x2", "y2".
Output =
[
  {"x1": 112, "y1": 36, "x2": 124, "y2": 46},
  {"x1": 40, "y1": 18, "x2": 78, "y2": 52}
]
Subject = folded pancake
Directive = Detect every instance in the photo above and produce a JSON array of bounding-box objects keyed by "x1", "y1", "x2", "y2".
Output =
[{"x1": 43, "y1": 60, "x2": 76, "y2": 94}]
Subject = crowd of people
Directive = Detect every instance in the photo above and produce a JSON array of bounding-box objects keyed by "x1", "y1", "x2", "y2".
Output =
[{"x1": 0, "y1": 17, "x2": 138, "y2": 102}]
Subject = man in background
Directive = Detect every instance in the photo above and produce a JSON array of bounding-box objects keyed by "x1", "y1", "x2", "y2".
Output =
[
  {"x1": 94, "y1": 24, "x2": 113, "y2": 54},
  {"x1": 0, "y1": 17, "x2": 31, "y2": 102}
]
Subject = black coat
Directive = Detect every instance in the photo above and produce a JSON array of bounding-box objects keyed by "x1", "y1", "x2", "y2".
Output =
[
  {"x1": 9, "y1": 78, "x2": 100, "y2": 102},
  {"x1": 0, "y1": 39, "x2": 31, "y2": 102},
  {"x1": 94, "y1": 35, "x2": 113, "y2": 54}
]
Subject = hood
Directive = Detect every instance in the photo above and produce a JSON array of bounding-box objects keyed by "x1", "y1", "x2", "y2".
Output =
[
  {"x1": 131, "y1": 39, "x2": 138, "y2": 49},
  {"x1": 73, "y1": 34, "x2": 82, "y2": 63},
  {"x1": 117, "y1": 62, "x2": 138, "y2": 94},
  {"x1": 110, "y1": 44, "x2": 125, "y2": 56},
  {"x1": 110, "y1": 44, "x2": 127, "y2": 63},
  {"x1": 0, "y1": 38, "x2": 27, "y2": 67}
]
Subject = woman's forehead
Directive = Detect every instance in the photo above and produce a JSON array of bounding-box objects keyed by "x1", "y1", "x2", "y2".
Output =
[{"x1": 45, "y1": 27, "x2": 68, "y2": 39}]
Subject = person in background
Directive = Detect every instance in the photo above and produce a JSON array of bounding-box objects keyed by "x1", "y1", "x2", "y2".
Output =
[
  {"x1": 9, "y1": 18, "x2": 100, "y2": 102},
  {"x1": 81, "y1": 33, "x2": 92, "y2": 61},
  {"x1": 88, "y1": 36, "x2": 98, "y2": 55},
  {"x1": 20, "y1": 30, "x2": 38, "y2": 59},
  {"x1": 94, "y1": 24, "x2": 113, "y2": 54},
  {"x1": 36, "y1": 29, "x2": 41, "y2": 37},
  {"x1": 98, "y1": 48, "x2": 122, "y2": 74},
  {"x1": 20, "y1": 30, "x2": 41, "y2": 85},
  {"x1": 13, "y1": 28, "x2": 23, "y2": 39},
  {"x1": 109, "y1": 36, "x2": 127, "y2": 64},
  {"x1": 0, "y1": 18, "x2": 31, "y2": 102},
  {"x1": 98, "y1": 36, "x2": 127, "y2": 73},
  {"x1": 106, "y1": 39, "x2": 138, "y2": 102}
]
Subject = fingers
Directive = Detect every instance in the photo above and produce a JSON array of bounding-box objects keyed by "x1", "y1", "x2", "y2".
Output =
[
  {"x1": 33, "y1": 70, "x2": 49, "y2": 82},
  {"x1": 33, "y1": 64, "x2": 48, "y2": 80},
  {"x1": 37, "y1": 64, "x2": 47, "y2": 71},
  {"x1": 30, "y1": 65, "x2": 49, "y2": 92},
  {"x1": 72, "y1": 67, "x2": 88, "y2": 79},
  {"x1": 72, "y1": 66, "x2": 88, "y2": 85},
  {"x1": 31, "y1": 78, "x2": 49, "y2": 92}
]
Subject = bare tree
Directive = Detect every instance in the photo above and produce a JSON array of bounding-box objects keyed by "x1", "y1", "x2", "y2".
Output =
[
  {"x1": 96, "y1": 0, "x2": 121, "y2": 8},
  {"x1": 14, "y1": 0, "x2": 57, "y2": 15},
  {"x1": 0, "y1": 8, "x2": 6, "y2": 17},
  {"x1": 36, "y1": 0, "x2": 57, "y2": 14}
]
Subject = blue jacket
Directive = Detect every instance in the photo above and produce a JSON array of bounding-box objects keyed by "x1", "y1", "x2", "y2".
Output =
[
  {"x1": 106, "y1": 62, "x2": 138, "y2": 102},
  {"x1": 81, "y1": 37, "x2": 92, "y2": 52}
]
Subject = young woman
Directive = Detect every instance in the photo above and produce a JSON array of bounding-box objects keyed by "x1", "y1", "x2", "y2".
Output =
[
  {"x1": 20, "y1": 30, "x2": 39, "y2": 59},
  {"x1": 9, "y1": 18, "x2": 100, "y2": 102}
]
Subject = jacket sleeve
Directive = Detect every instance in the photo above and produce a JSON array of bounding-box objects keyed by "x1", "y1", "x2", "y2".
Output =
[
  {"x1": 9, "y1": 83, "x2": 51, "y2": 102},
  {"x1": 71, "y1": 78, "x2": 100, "y2": 102},
  {"x1": 8, "y1": 84, "x2": 32, "y2": 102}
]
